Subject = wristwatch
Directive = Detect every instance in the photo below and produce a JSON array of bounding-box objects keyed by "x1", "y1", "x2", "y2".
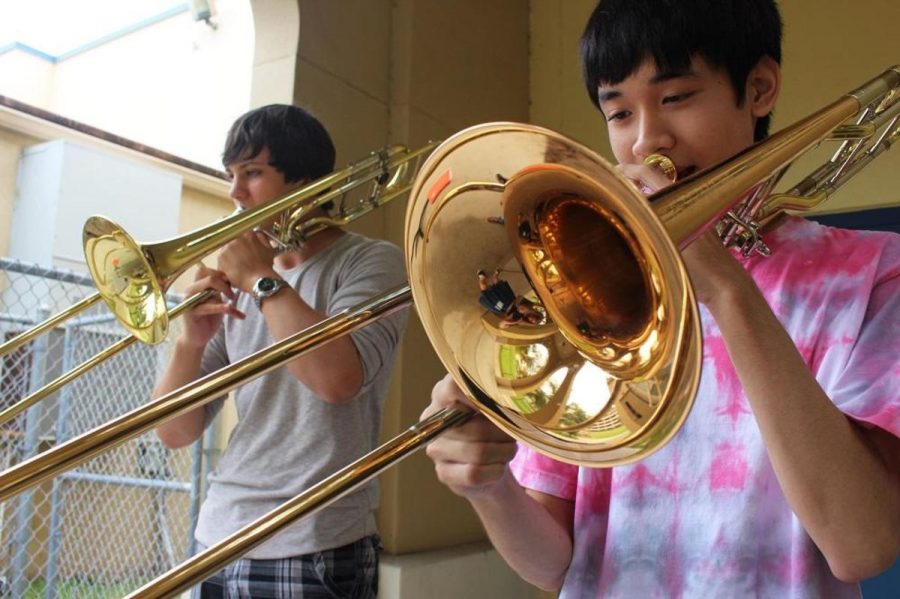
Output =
[{"x1": 250, "y1": 276, "x2": 287, "y2": 308}]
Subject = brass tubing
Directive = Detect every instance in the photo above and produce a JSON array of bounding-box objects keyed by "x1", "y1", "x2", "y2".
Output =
[
  {"x1": 128, "y1": 407, "x2": 473, "y2": 598},
  {"x1": 654, "y1": 66, "x2": 900, "y2": 247},
  {"x1": 0, "y1": 293, "x2": 102, "y2": 357},
  {"x1": 0, "y1": 285, "x2": 412, "y2": 502},
  {"x1": 0, "y1": 290, "x2": 214, "y2": 427},
  {"x1": 133, "y1": 146, "x2": 434, "y2": 295},
  {"x1": 652, "y1": 97, "x2": 861, "y2": 247}
]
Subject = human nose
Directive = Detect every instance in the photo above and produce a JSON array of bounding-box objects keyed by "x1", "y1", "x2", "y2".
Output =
[
  {"x1": 632, "y1": 112, "x2": 674, "y2": 161},
  {"x1": 229, "y1": 175, "x2": 247, "y2": 202}
]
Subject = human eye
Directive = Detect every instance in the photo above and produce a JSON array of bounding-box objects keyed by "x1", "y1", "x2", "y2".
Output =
[
  {"x1": 662, "y1": 90, "x2": 695, "y2": 104},
  {"x1": 606, "y1": 109, "x2": 631, "y2": 123}
]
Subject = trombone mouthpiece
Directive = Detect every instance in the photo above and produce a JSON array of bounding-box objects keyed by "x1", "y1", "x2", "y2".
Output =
[{"x1": 644, "y1": 154, "x2": 678, "y2": 182}]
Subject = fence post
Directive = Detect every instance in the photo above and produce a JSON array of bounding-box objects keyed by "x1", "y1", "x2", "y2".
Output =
[
  {"x1": 187, "y1": 436, "x2": 203, "y2": 559},
  {"x1": 12, "y1": 307, "x2": 49, "y2": 598},
  {"x1": 44, "y1": 322, "x2": 79, "y2": 599}
]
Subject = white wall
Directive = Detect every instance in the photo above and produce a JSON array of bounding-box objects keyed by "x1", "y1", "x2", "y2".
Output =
[
  {"x1": 9, "y1": 139, "x2": 182, "y2": 272},
  {"x1": 0, "y1": 0, "x2": 255, "y2": 170}
]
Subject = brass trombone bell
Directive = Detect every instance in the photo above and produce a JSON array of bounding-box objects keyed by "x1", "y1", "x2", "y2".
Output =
[{"x1": 406, "y1": 123, "x2": 702, "y2": 465}]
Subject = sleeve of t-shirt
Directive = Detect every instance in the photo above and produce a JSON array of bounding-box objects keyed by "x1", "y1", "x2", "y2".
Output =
[
  {"x1": 327, "y1": 240, "x2": 409, "y2": 389},
  {"x1": 821, "y1": 237, "x2": 900, "y2": 437},
  {"x1": 509, "y1": 442, "x2": 579, "y2": 501}
]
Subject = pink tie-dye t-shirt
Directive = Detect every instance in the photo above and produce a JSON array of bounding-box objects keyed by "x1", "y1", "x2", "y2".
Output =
[{"x1": 510, "y1": 217, "x2": 899, "y2": 598}]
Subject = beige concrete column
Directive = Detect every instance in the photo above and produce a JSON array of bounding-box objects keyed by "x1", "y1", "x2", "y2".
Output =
[
  {"x1": 289, "y1": 0, "x2": 531, "y2": 557},
  {"x1": 381, "y1": 0, "x2": 531, "y2": 554},
  {"x1": 249, "y1": 0, "x2": 301, "y2": 107}
]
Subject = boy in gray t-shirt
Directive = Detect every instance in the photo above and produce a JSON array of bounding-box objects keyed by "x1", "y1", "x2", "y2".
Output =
[{"x1": 154, "y1": 105, "x2": 407, "y2": 598}]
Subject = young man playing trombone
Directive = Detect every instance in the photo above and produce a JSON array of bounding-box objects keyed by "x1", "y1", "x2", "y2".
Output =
[
  {"x1": 423, "y1": 1, "x2": 900, "y2": 596},
  {"x1": 153, "y1": 105, "x2": 408, "y2": 598}
]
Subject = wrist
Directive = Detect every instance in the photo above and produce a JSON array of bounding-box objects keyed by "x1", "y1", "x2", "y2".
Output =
[
  {"x1": 175, "y1": 334, "x2": 208, "y2": 355},
  {"x1": 468, "y1": 466, "x2": 518, "y2": 507},
  {"x1": 694, "y1": 259, "x2": 756, "y2": 310},
  {"x1": 250, "y1": 274, "x2": 288, "y2": 308},
  {"x1": 703, "y1": 275, "x2": 768, "y2": 326},
  {"x1": 241, "y1": 268, "x2": 279, "y2": 293}
]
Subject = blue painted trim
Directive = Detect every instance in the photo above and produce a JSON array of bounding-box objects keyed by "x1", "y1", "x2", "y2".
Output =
[
  {"x1": 0, "y1": 3, "x2": 189, "y2": 64},
  {"x1": 56, "y1": 4, "x2": 189, "y2": 61},
  {"x1": 0, "y1": 41, "x2": 59, "y2": 63}
]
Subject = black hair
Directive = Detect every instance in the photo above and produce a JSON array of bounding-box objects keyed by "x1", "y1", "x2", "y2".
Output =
[
  {"x1": 222, "y1": 104, "x2": 336, "y2": 208},
  {"x1": 580, "y1": 0, "x2": 782, "y2": 141}
]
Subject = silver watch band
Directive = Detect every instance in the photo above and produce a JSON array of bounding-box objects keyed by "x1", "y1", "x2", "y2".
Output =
[{"x1": 251, "y1": 276, "x2": 287, "y2": 308}]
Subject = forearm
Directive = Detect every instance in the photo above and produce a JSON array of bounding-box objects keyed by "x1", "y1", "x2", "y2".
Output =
[
  {"x1": 259, "y1": 288, "x2": 364, "y2": 402},
  {"x1": 153, "y1": 337, "x2": 208, "y2": 448},
  {"x1": 469, "y1": 470, "x2": 574, "y2": 591},
  {"x1": 710, "y1": 283, "x2": 900, "y2": 580}
]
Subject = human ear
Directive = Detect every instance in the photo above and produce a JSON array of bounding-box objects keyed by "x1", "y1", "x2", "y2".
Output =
[{"x1": 746, "y1": 55, "x2": 781, "y2": 118}]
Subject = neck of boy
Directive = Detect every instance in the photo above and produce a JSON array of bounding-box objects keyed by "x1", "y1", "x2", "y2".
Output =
[{"x1": 275, "y1": 225, "x2": 345, "y2": 269}]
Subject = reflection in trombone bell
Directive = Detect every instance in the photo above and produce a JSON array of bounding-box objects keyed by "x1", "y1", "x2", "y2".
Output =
[{"x1": 477, "y1": 269, "x2": 545, "y2": 329}]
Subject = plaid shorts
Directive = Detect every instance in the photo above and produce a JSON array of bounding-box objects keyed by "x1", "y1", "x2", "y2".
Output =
[{"x1": 190, "y1": 535, "x2": 381, "y2": 598}]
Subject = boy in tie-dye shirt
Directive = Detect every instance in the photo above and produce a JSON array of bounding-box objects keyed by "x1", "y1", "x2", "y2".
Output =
[{"x1": 422, "y1": 1, "x2": 900, "y2": 597}]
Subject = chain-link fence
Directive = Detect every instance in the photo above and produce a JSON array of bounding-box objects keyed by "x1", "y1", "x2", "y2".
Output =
[{"x1": 0, "y1": 258, "x2": 212, "y2": 598}]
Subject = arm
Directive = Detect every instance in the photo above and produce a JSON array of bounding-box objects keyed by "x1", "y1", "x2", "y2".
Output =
[
  {"x1": 691, "y1": 237, "x2": 900, "y2": 581},
  {"x1": 423, "y1": 375, "x2": 575, "y2": 591},
  {"x1": 628, "y1": 163, "x2": 900, "y2": 581},
  {"x1": 252, "y1": 283, "x2": 364, "y2": 403},
  {"x1": 153, "y1": 337, "x2": 209, "y2": 448},
  {"x1": 155, "y1": 265, "x2": 243, "y2": 449},
  {"x1": 472, "y1": 482, "x2": 575, "y2": 591},
  {"x1": 217, "y1": 231, "x2": 364, "y2": 403}
]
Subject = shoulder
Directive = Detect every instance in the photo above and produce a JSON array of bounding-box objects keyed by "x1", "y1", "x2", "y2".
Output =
[
  {"x1": 319, "y1": 233, "x2": 407, "y2": 295},
  {"x1": 336, "y1": 233, "x2": 405, "y2": 269},
  {"x1": 746, "y1": 217, "x2": 900, "y2": 291},
  {"x1": 343, "y1": 232, "x2": 403, "y2": 254}
]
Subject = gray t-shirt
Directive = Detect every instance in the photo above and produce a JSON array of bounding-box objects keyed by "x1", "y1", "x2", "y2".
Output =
[{"x1": 193, "y1": 232, "x2": 408, "y2": 558}]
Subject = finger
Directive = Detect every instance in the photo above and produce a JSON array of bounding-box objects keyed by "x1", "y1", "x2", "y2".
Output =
[
  {"x1": 435, "y1": 373, "x2": 474, "y2": 408},
  {"x1": 225, "y1": 305, "x2": 246, "y2": 320},
  {"x1": 422, "y1": 374, "x2": 475, "y2": 419},
  {"x1": 189, "y1": 301, "x2": 233, "y2": 317},
  {"x1": 433, "y1": 460, "x2": 510, "y2": 492},
  {"x1": 426, "y1": 435, "x2": 516, "y2": 466},
  {"x1": 188, "y1": 273, "x2": 237, "y2": 300},
  {"x1": 437, "y1": 412, "x2": 509, "y2": 441},
  {"x1": 253, "y1": 230, "x2": 272, "y2": 247},
  {"x1": 193, "y1": 262, "x2": 216, "y2": 280}
]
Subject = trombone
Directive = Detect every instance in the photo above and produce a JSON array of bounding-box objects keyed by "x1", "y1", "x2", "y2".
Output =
[
  {"x1": 1, "y1": 65, "x2": 898, "y2": 597},
  {"x1": 0, "y1": 144, "x2": 434, "y2": 355},
  {"x1": 0, "y1": 143, "x2": 436, "y2": 426}
]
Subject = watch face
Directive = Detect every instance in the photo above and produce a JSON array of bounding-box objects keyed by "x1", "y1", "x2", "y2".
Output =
[{"x1": 258, "y1": 278, "x2": 276, "y2": 292}]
